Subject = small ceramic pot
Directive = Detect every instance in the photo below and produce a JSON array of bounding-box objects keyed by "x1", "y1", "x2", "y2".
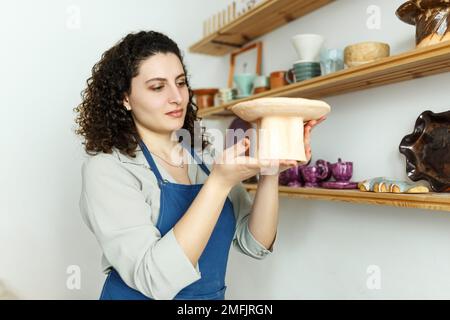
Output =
[
  {"x1": 193, "y1": 89, "x2": 219, "y2": 109},
  {"x1": 269, "y1": 71, "x2": 288, "y2": 89}
]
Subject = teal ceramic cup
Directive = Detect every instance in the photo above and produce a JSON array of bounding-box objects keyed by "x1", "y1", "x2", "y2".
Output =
[
  {"x1": 234, "y1": 73, "x2": 257, "y2": 97},
  {"x1": 320, "y1": 48, "x2": 344, "y2": 74}
]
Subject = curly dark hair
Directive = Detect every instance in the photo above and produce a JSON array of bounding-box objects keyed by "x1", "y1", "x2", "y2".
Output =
[{"x1": 74, "y1": 30, "x2": 209, "y2": 158}]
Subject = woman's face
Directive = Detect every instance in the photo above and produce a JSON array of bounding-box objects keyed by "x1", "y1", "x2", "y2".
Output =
[{"x1": 124, "y1": 52, "x2": 189, "y2": 134}]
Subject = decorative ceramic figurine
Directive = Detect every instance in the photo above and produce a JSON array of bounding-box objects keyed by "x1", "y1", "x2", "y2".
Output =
[
  {"x1": 396, "y1": 0, "x2": 450, "y2": 48},
  {"x1": 358, "y1": 176, "x2": 386, "y2": 192},
  {"x1": 399, "y1": 110, "x2": 450, "y2": 192},
  {"x1": 231, "y1": 97, "x2": 331, "y2": 162},
  {"x1": 358, "y1": 177, "x2": 430, "y2": 193}
]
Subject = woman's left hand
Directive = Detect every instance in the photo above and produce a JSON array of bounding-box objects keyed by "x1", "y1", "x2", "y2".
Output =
[{"x1": 262, "y1": 116, "x2": 327, "y2": 175}]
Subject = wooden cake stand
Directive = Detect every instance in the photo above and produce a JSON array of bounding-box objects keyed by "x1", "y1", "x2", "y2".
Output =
[{"x1": 231, "y1": 97, "x2": 331, "y2": 162}]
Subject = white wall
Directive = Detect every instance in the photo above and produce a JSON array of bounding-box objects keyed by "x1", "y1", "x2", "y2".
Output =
[
  {"x1": 222, "y1": 0, "x2": 450, "y2": 299},
  {"x1": 0, "y1": 0, "x2": 230, "y2": 299},
  {"x1": 1, "y1": 0, "x2": 449, "y2": 299}
]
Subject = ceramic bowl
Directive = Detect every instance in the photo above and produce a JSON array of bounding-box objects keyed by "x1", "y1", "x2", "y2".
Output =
[
  {"x1": 330, "y1": 158, "x2": 353, "y2": 182},
  {"x1": 344, "y1": 42, "x2": 390, "y2": 67}
]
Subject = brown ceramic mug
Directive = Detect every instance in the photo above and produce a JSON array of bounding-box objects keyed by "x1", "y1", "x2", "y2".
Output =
[
  {"x1": 193, "y1": 89, "x2": 218, "y2": 109},
  {"x1": 270, "y1": 71, "x2": 288, "y2": 89}
]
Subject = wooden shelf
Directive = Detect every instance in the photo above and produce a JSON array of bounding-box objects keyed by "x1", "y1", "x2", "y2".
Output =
[
  {"x1": 197, "y1": 105, "x2": 234, "y2": 117},
  {"x1": 189, "y1": 0, "x2": 334, "y2": 56},
  {"x1": 243, "y1": 184, "x2": 450, "y2": 212},
  {"x1": 198, "y1": 41, "x2": 450, "y2": 118}
]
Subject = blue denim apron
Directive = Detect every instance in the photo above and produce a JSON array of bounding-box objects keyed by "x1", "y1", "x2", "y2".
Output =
[{"x1": 99, "y1": 140, "x2": 236, "y2": 300}]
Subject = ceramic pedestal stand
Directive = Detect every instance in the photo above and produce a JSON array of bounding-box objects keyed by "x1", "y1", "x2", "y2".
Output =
[{"x1": 231, "y1": 97, "x2": 331, "y2": 163}]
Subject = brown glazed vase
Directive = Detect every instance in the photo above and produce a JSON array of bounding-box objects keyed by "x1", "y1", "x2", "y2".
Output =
[{"x1": 396, "y1": 0, "x2": 450, "y2": 48}]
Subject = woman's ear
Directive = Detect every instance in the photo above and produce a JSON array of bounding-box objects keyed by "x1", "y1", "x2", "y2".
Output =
[{"x1": 123, "y1": 94, "x2": 132, "y2": 111}]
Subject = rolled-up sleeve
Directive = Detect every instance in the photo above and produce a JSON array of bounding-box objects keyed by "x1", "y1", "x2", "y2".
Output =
[
  {"x1": 230, "y1": 183, "x2": 273, "y2": 260},
  {"x1": 79, "y1": 154, "x2": 201, "y2": 300}
]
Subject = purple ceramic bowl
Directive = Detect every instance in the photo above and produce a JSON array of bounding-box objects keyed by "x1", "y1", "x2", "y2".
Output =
[
  {"x1": 279, "y1": 165, "x2": 301, "y2": 186},
  {"x1": 330, "y1": 158, "x2": 353, "y2": 182},
  {"x1": 301, "y1": 166, "x2": 321, "y2": 183}
]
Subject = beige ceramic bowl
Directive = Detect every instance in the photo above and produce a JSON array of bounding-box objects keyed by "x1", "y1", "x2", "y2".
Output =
[{"x1": 344, "y1": 42, "x2": 390, "y2": 67}]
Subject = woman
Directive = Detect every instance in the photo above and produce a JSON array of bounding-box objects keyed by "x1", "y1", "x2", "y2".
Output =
[{"x1": 74, "y1": 31, "x2": 325, "y2": 300}]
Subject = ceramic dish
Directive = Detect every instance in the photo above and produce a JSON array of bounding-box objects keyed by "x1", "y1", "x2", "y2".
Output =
[
  {"x1": 399, "y1": 110, "x2": 450, "y2": 192},
  {"x1": 320, "y1": 181, "x2": 358, "y2": 189}
]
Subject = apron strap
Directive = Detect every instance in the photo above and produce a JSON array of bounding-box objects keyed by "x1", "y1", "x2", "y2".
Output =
[
  {"x1": 138, "y1": 140, "x2": 164, "y2": 182},
  {"x1": 189, "y1": 147, "x2": 211, "y2": 176}
]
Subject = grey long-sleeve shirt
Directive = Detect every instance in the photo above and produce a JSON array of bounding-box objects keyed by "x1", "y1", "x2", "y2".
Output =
[{"x1": 79, "y1": 144, "x2": 272, "y2": 300}]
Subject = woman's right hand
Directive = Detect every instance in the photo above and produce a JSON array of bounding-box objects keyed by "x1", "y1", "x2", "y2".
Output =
[{"x1": 210, "y1": 138, "x2": 262, "y2": 189}]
